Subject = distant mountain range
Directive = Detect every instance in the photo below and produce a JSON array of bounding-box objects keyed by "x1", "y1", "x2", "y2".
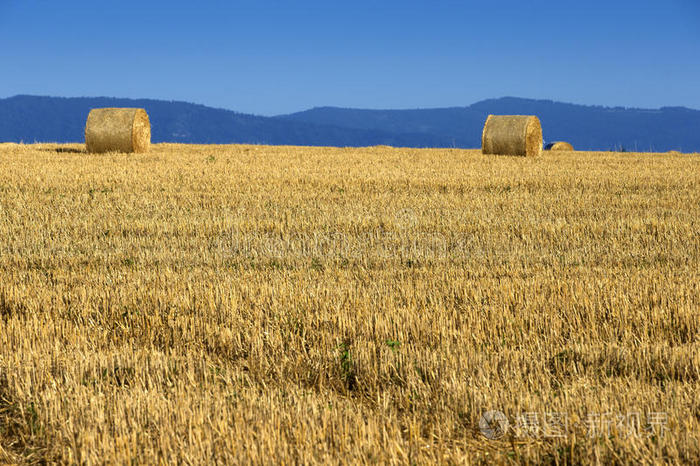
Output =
[{"x1": 1, "y1": 95, "x2": 698, "y2": 151}]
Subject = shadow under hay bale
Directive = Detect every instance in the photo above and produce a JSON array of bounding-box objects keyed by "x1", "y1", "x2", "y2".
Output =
[
  {"x1": 481, "y1": 115, "x2": 542, "y2": 157},
  {"x1": 38, "y1": 147, "x2": 85, "y2": 154},
  {"x1": 85, "y1": 108, "x2": 150, "y2": 154},
  {"x1": 545, "y1": 141, "x2": 574, "y2": 151}
]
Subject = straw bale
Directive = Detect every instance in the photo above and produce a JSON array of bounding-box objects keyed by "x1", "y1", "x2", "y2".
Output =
[
  {"x1": 546, "y1": 141, "x2": 574, "y2": 151},
  {"x1": 85, "y1": 108, "x2": 150, "y2": 153},
  {"x1": 482, "y1": 115, "x2": 542, "y2": 157}
]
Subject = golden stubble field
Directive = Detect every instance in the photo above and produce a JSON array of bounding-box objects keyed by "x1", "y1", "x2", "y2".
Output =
[{"x1": 0, "y1": 143, "x2": 698, "y2": 464}]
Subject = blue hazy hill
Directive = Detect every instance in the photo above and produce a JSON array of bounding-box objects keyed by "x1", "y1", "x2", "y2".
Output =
[
  {"x1": 1, "y1": 95, "x2": 699, "y2": 151},
  {"x1": 0, "y1": 95, "x2": 447, "y2": 148},
  {"x1": 281, "y1": 97, "x2": 700, "y2": 152}
]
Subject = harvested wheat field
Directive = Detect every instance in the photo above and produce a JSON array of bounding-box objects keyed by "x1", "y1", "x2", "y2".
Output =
[{"x1": 0, "y1": 143, "x2": 699, "y2": 464}]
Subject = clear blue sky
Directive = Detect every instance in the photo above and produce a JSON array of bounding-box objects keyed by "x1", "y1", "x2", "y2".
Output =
[{"x1": 1, "y1": 0, "x2": 698, "y2": 115}]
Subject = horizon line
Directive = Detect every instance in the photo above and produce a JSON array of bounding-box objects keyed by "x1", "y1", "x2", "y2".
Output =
[{"x1": 2, "y1": 94, "x2": 698, "y2": 116}]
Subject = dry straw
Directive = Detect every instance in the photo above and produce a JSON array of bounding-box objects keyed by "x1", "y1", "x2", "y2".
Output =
[
  {"x1": 481, "y1": 115, "x2": 542, "y2": 157},
  {"x1": 85, "y1": 108, "x2": 150, "y2": 153},
  {"x1": 546, "y1": 141, "x2": 574, "y2": 151}
]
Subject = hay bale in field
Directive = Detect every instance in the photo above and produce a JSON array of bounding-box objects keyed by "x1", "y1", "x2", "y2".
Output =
[
  {"x1": 545, "y1": 141, "x2": 574, "y2": 151},
  {"x1": 481, "y1": 115, "x2": 542, "y2": 157},
  {"x1": 85, "y1": 108, "x2": 150, "y2": 153}
]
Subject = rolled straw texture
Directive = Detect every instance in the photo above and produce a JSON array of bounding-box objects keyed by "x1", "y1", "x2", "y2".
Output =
[
  {"x1": 546, "y1": 141, "x2": 574, "y2": 151},
  {"x1": 85, "y1": 108, "x2": 150, "y2": 153},
  {"x1": 481, "y1": 115, "x2": 542, "y2": 157}
]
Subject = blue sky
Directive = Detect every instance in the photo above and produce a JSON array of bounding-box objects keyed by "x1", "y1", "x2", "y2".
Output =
[{"x1": 1, "y1": 0, "x2": 698, "y2": 115}]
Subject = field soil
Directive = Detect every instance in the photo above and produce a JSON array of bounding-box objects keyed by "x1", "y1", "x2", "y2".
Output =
[{"x1": 0, "y1": 143, "x2": 699, "y2": 464}]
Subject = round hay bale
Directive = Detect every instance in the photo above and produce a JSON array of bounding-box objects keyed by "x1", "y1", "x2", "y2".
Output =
[
  {"x1": 545, "y1": 141, "x2": 574, "y2": 151},
  {"x1": 85, "y1": 108, "x2": 150, "y2": 153},
  {"x1": 481, "y1": 115, "x2": 542, "y2": 157}
]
